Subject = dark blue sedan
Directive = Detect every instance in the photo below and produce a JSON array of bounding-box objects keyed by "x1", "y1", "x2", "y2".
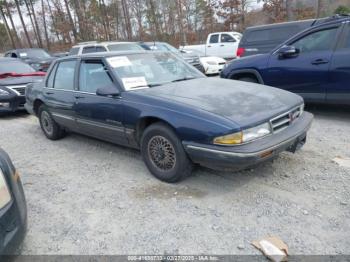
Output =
[{"x1": 25, "y1": 51, "x2": 313, "y2": 182}]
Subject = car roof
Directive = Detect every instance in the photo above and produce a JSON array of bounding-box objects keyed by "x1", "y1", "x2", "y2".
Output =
[
  {"x1": 57, "y1": 50, "x2": 151, "y2": 61},
  {"x1": 72, "y1": 41, "x2": 141, "y2": 48},
  {"x1": 246, "y1": 19, "x2": 317, "y2": 31},
  {"x1": 0, "y1": 57, "x2": 25, "y2": 63}
]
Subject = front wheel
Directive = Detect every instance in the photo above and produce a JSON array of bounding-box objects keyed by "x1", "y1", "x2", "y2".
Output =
[
  {"x1": 38, "y1": 105, "x2": 66, "y2": 140},
  {"x1": 141, "y1": 123, "x2": 193, "y2": 183}
]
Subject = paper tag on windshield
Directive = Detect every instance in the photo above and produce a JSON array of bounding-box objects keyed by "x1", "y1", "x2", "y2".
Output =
[
  {"x1": 107, "y1": 56, "x2": 132, "y2": 68},
  {"x1": 122, "y1": 77, "x2": 148, "y2": 90},
  {"x1": 19, "y1": 53, "x2": 28, "y2": 57}
]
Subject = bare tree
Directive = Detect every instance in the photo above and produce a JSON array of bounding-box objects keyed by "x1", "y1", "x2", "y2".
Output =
[
  {"x1": 14, "y1": 0, "x2": 33, "y2": 47},
  {"x1": 0, "y1": 5, "x2": 15, "y2": 48}
]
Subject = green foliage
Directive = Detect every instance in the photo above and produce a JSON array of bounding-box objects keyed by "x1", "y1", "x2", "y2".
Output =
[{"x1": 334, "y1": 5, "x2": 350, "y2": 15}]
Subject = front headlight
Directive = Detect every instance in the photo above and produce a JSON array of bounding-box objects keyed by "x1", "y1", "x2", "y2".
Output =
[
  {"x1": 30, "y1": 63, "x2": 41, "y2": 69},
  {"x1": 206, "y1": 61, "x2": 217, "y2": 65},
  {"x1": 0, "y1": 89, "x2": 10, "y2": 96},
  {"x1": 0, "y1": 168, "x2": 11, "y2": 209},
  {"x1": 214, "y1": 123, "x2": 271, "y2": 145}
]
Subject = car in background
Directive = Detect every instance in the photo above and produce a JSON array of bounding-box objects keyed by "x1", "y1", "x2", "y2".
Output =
[
  {"x1": 221, "y1": 15, "x2": 350, "y2": 105},
  {"x1": 181, "y1": 49, "x2": 226, "y2": 75},
  {"x1": 182, "y1": 32, "x2": 242, "y2": 60},
  {"x1": 0, "y1": 148, "x2": 27, "y2": 255},
  {"x1": 0, "y1": 58, "x2": 45, "y2": 113},
  {"x1": 4, "y1": 48, "x2": 55, "y2": 72},
  {"x1": 52, "y1": 51, "x2": 69, "y2": 58},
  {"x1": 25, "y1": 51, "x2": 312, "y2": 183},
  {"x1": 237, "y1": 16, "x2": 334, "y2": 58},
  {"x1": 68, "y1": 41, "x2": 145, "y2": 56},
  {"x1": 141, "y1": 41, "x2": 205, "y2": 73}
]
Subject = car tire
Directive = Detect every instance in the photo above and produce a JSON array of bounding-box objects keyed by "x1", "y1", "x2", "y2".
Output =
[
  {"x1": 238, "y1": 77, "x2": 258, "y2": 83},
  {"x1": 141, "y1": 122, "x2": 193, "y2": 183},
  {"x1": 38, "y1": 105, "x2": 65, "y2": 140}
]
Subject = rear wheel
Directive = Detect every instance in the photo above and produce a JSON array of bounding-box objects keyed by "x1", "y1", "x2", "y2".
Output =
[
  {"x1": 38, "y1": 105, "x2": 66, "y2": 140},
  {"x1": 238, "y1": 76, "x2": 258, "y2": 83},
  {"x1": 141, "y1": 123, "x2": 193, "y2": 183}
]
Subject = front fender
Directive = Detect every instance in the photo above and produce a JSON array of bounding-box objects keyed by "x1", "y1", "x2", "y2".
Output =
[{"x1": 122, "y1": 98, "x2": 240, "y2": 145}]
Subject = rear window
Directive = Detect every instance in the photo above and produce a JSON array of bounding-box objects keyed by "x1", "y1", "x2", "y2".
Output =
[
  {"x1": 107, "y1": 44, "x2": 143, "y2": 51},
  {"x1": 69, "y1": 47, "x2": 79, "y2": 55},
  {"x1": 245, "y1": 26, "x2": 302, "y2": 43}
]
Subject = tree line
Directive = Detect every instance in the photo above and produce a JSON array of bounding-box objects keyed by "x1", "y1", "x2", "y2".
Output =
[{"x1": 0, "y1": 0, "x2": 348, "y2": 52}]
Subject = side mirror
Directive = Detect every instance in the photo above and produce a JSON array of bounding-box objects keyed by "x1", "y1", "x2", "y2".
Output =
[
  {"x1": 96, "y1": 85, "x2": 120, "y2": 97},
  {"x1": 278, "y1": 45, "x2": 299, "y2": 58}
]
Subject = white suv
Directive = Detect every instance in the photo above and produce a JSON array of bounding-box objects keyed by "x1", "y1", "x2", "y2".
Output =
[{"x1": 69, "y1": 41, "x2": 144, "y2": 55}]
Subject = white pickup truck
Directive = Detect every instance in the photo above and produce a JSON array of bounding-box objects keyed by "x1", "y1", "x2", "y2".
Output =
[{"x1": 181, "y1": 32, "x2": 242, "y2": 60}]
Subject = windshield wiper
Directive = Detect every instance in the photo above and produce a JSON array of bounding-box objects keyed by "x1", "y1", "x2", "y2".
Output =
[{"x1": 171, "y1": 76, "x2": 196, "y2": 83}]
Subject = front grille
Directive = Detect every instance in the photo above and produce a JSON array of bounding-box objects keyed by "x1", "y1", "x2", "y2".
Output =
[
  {"x1": 9, "y1": 85, "x2": 26, "y2": 96},
  {"x1": 270, "y1": 106, "x2": 302, "y2": 133}
]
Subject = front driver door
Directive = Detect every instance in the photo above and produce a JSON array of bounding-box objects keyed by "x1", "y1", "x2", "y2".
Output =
[
  {"x1": 265, "y1": 26, "x2": 341, "y2": 102},
  {"x1": 74, "y1": 58, "x2": 128, "y2": 146},
  {"x1": 219, "y1": 33, "x2": 238, "y2": 59}
]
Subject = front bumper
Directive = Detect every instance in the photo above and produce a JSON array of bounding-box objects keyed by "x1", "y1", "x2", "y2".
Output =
[
  {"x1": 0, "y1": 95, "x2": 26, "y2": 113},
  {"x1": 183, "y1": 112, "x2": 313, "y2": 171},
  {"x1": 204, "y1": 64, "x2": 225, "y2": 75}
]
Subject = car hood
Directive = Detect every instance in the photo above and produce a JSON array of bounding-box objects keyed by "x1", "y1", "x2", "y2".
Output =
[
  {"x1": 23, "y1": 57, "x2": 55, "y2": 64},
  {"x1": 139, "y1": 78, "x2": 303, "y2": 127},
  {"x1": 0, "y1": 76, "x2": 44, "y2": 86}
]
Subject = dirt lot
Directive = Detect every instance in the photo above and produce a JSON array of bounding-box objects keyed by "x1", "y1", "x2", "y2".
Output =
[{"x1": 0, "y1": 105, "x2": 349, "y2": 255}]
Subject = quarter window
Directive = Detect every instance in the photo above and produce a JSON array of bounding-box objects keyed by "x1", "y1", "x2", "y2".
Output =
[
  {"x1": 82, "y1": 46, "x2": 96, "y2": 54},
  {"x1": 221, "y1": 34, "x2": 236, "y2": 43},
  {"x1": 47, "y1": 63, "x2": 58, "y2": 88},
  {"x1": 69, "y1": 47, "x2": 79, "y2": 55},
  {"x1": 209, "y1": 34, "x2": 219, "y2": 44},
  {"x1": 54, "y1": 60, "x2": 76, "y2": 90},
  {"x1": 79, "y1": 60, "x2": 114, "y2": 94},
  {"x1": 292, "y1": 28, "x2": 338, "y2": 53}
]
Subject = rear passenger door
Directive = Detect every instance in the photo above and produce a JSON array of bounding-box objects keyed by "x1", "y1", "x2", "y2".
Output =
[
  {"x1": 44, "y1": 59, "x2": 78, "y2": 131},
  {"x1": 74, "y1": 58, "x2": 128, "y2": 145},
  {"x1": 266, "y1": 25, "x2": 341, "y2": 102},
  {"x1": 327, "y1": 22, "x2": 350, "y2": 105}
]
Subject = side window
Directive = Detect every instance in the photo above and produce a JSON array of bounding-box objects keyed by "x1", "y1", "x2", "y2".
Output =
[
  {"x1": 209, "y1": 34, "x2": 219, "y2": 44},
  {"x1": 95, "y1": 46, "x2": 107, "y2": 52},
  {"x1": 82, "y1": 46, "x2": 96, "y2": 54},
  {"x1": 79, "y1": 60, "x2": 114, "y2": 94},
  {"x1": 69, "y1": 47, "x2": 79, "y2": 55},
  {"x1": 54, "y1": 60, "x2": 76, "y2": 90},
  {"x1": 5, "y1": 53, "x2": 11, "y2": 57},
  {"x1": 340, "y1": 24, "x2": 350, "y2": 49},
  {"x1": 47, "y1": 63, "x2": 58, "y2": 88},
  {"x1": 292, "y1": 27, "x2": 338, "y2": 53},
  {"x1": 221, "y1": 34, "x2": 236, "y2": 43},
  {"x1": 11, "y1": 53, "x2": 18, "y2": 58}
]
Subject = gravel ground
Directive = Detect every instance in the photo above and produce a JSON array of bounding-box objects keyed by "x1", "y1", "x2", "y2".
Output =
[{"x1": 0, "y1": 105, "x2": 349, "y2": 256}]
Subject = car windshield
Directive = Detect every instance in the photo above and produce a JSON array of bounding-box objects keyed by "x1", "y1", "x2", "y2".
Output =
[
  {"x1": 107, "y1": 43, "x2": 144, "y2": 51},
  {"x1": 106, "y1": 52, "x2": 204, "y2": 91},
  {"x1": 18, "y1": 49, "x2": 51, "y2": 59},
  {"x1": 0, "y1": 61, "x2": 35, "y2": 74},
  {"x1": 150, "y1": 43, "x2": 181, "y2": 54}
]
